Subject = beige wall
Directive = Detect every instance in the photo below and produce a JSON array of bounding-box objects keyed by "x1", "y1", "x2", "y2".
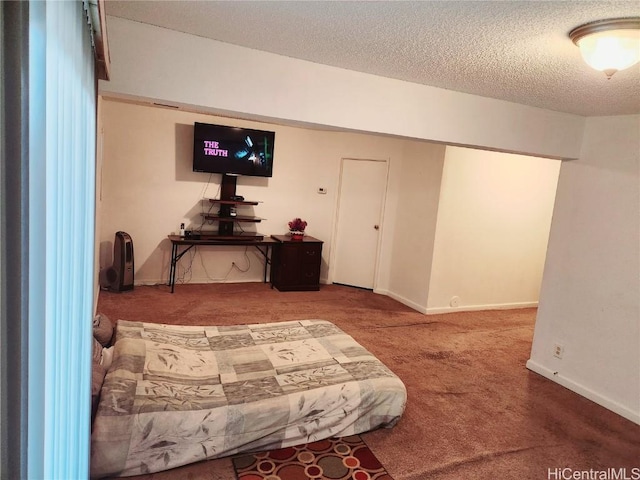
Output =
[{"x1": 427, "y1": 147, "x2": 560, "y2": 313}]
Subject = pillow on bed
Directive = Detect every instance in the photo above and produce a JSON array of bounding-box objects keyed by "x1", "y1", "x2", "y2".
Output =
[
  {"x1": 92, "y1": 337, "x2": 103, "y2": 364},
  {"x1": 92, "y1": 361, "x2": 107, "y2": 398},
  {"x1": 92, "y1": 338, "x2": 107, "y2": 417},
  {"x1": 93, "y1": 313, "x2": 113, "y2": 346},
  {"x1": 101, "y1": 346, "x2": 114, "y2": 370}
]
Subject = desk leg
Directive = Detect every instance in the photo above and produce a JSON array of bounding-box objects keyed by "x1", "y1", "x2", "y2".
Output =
[
  {"x1": 254, "y1": 245, "x2": 271, "y2": 284},
  {"x1": 168, "y1": 244, "x2": 196, "y2": 293},
  {"x1": 169, "y1": 243, "x2": 178, "y2": 293},
  {"x1": 263, "y1": 245, "x2": 269, "y2": 283}
]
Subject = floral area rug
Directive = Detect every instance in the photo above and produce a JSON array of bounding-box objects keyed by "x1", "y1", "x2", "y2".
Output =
[{"x1": 232, "y1": 435, "x2": 393, "y2": 480}]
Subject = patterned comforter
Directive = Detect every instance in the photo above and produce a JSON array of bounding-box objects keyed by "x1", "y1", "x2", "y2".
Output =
[{"x1": 90, "y1": 319, "x2": 407, "y2": 477}]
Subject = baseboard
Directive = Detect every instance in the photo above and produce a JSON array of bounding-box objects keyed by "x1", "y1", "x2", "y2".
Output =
[
  {"x1": 135, "y1": 277, "x2": 265, "y2": 286},
  {"x1": 135, "y1": 279, "x2": 171, "y2": 286},
  {"x1": 136, "y1": 277, "x2": 330, "y2": 287},
  {"x1": 134, "y1": 275, "x2": 335, "y2": 287},
  {"x1": 425, "y1": 301, "x2": 538, "y2": 315},
  {"x1": 368, "y1": 291, "x2": 535, "y2": 316},
  {"x1": 378, "y1": 289, "x2": 428, "y2": 314},
  {"x1": 526, "y1": 359, "x2": 640, "y2": 425}
]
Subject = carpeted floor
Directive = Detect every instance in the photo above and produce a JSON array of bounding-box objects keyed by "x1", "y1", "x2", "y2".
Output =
[{"x1": 97, "y1": 283, "x2": 640, "y2": 480}]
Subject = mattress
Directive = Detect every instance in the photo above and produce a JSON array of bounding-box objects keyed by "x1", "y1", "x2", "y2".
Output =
[{"x1": 90, "y1": 319, "x2": 407, "y2": 477}]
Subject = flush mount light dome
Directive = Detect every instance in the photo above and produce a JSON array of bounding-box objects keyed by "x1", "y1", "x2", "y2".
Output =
[{"x1": 569, "y1": 18, "x2": 640, "y2": 79}]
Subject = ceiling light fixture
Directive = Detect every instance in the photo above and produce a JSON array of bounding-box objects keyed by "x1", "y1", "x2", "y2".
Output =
[{"x1": 569, "y1": 18, "x2": 640, "y2": 79}]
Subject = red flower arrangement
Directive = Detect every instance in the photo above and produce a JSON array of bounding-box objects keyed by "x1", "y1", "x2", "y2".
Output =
[{"x1": 288, "y1": 218, "x2": 307, "y2": 233}]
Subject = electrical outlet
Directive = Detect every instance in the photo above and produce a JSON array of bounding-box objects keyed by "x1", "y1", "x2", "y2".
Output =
[
  {"x1": 317, "y1": 187, "x2": 327, "y2": 194},
  {"x1": 553, "y1": 343, "x2": 564, "y2": 359}
]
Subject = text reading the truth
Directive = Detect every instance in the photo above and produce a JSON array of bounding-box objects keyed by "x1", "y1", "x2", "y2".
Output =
[{"x1": 203, "y1": 141, "x2": 228, "y2": 157}]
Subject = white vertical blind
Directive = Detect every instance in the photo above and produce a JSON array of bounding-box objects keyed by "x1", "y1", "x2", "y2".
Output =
[
  {"x1": 29, "y1": 1, "x2": 96, "y2": 477},
  {"x1": 27, "y1": 1, "x2": 46, "y2": 478}
]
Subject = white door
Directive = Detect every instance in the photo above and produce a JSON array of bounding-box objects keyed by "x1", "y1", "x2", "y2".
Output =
[{"x1": 332, "y1": 158, "x2": 388, "y2": 289}]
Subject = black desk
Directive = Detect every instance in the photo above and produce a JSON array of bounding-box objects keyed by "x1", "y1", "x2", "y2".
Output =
[{"x1": 167, "y1": 235, "x2": 276, "y2": 293}]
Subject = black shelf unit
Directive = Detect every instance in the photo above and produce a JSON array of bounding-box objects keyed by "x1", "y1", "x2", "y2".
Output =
[{"x1": 200, "y1": 175, "x2": 264, "y2": 238}]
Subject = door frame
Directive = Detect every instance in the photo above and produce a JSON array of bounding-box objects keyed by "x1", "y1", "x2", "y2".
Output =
[{"x1": 329, "y1": 157, "x2": 390, "y2": 289}]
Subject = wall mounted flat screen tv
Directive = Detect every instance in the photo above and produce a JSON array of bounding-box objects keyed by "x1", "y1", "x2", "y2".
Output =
[{"x1": 193, "y1": 122, "x2": 275, "y2": 177}]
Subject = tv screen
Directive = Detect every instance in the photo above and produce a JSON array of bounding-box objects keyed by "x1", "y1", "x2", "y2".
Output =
[{"x1": 193, "y1": 122, "x2": 275, "y2": 177}]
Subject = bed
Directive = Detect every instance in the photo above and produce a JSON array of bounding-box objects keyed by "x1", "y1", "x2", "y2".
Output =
[{"x1": 90, "y1": 319, "x2": 407, "y2": 478}]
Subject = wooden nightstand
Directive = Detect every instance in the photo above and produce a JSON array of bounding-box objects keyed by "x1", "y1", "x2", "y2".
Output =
[{"x1": 270, "y1": 235, "x2": 323, "y2": 291}]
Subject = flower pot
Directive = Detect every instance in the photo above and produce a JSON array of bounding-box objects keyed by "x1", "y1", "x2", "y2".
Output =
[{"x1": 290, "y1": 232, "x2": 304, "y2": 241}]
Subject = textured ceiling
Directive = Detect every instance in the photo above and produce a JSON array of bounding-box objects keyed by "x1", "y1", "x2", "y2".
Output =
[{"x1": 106, "y1": 1, "x2": 640, "y2": 117}]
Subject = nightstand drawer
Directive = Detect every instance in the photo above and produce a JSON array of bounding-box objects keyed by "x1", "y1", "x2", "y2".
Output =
[
  {"x1": 298, "y1": 264, "x2": 321, "y2": 285},
  {"x1": 301, "y1": 245, "x2": 322, "y2": 264}
]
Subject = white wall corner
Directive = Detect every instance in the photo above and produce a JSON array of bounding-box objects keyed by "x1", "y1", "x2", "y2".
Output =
[{"x1": 381, "y1": 289, "x2": 429, "y2": 314}]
